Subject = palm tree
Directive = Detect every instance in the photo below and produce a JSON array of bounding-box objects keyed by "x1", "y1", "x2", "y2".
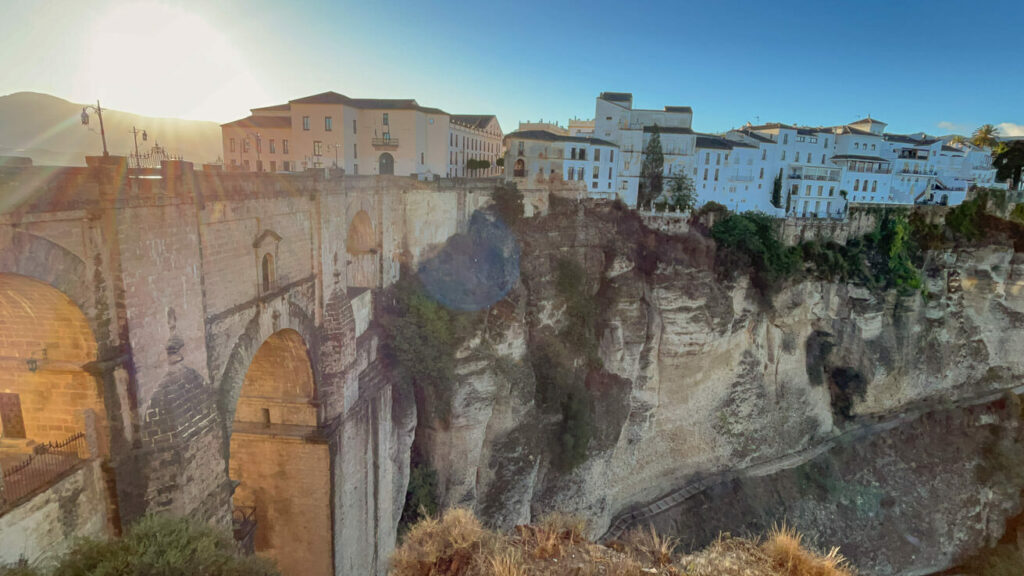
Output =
[
  {"x1": 949, "y1": 135, "x2": 968, "y2": 146},
  {"x1": 971, "y1": 124, "x2": 1000, "y2": 149}
]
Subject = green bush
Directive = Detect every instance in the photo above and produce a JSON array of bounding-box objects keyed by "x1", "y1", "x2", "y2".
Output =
[
  {"x1": 384, "y1": 274, "x2": 476, "y2": 423},
  {"x1": 398, "y1": 456, "x2": 439, "y2": 539},
  {"x1": 1010, "y1": 204, "x2": 1024, "y2": 224},
  {"x1": 1, "y1": 515, "x2": 279, "y2": 576},
  {"x1": 490, "y1": 183, "x2": 524, "y2": 227},
  {"x1": 711, "y1": 212, "x2": 800, "y2": 293}
]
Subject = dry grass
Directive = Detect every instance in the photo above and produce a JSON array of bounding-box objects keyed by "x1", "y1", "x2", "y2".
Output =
[
  {"x1": 762, "y1": 525, "x2": 854, "y2": 576},
  {"x1": 622, "y1": 524, "x2": 679, "y2": 566},
  {"x1": 390, "y1": 509, "x2": 857, "y2": 576}
]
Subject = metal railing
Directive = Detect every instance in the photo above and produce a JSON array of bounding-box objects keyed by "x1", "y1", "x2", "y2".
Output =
[
  {"x1": 1, "y1": 432, "x2": 88, "y2": 512},
  {"x1": 371, "y1": 137, "x2": 399, "y2": 147},
  {"x1": 232, "y1": 505, "x2": 258, "y2": 555}
]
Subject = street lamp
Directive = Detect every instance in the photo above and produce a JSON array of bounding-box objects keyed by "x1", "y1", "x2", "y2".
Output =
[
  {"x1": 129, "y1": 126, "x2": 148, "y2": 169},
  {"x1": 80, "y1": 100, "x2": 109, "y2": 157}
]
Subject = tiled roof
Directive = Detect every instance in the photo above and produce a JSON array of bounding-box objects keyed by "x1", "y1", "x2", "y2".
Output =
[
  {"x1": 884, "y1": 133, "x2": 923, "y2": 144},
  {"x1": 831, "y1": 154, "x2": 890, "y2": 162},
  {"x1": 505, "y1": 130, "x2": 617, "y2": 147},
  {"x1": 599, "y1": 92, "x2": 632, "y2": 103},
  {"x1": 745, "y1": 122, "x2": 796, "y2": 131},
  {"x1": 451, "y1": 115, "x2": 497, "y2": 131},
  {"x1": 850, "y1": 117, "x2": 887, "y2": 126},
  {"x1": 643, "y1": 126, "x2": 694, "y2": 135},
  {"x1": 664, "y1": 106, "x2": 693, "y2": 114},
  {"x1": 250, "y1": 103, "x2": 290, "y2": 113},
  {"x1": 221, "y1": 115, "x2": 291, "y2": 129},
  {"x1": 287, "y1": 91, "x2": 447, "y2": 114},
  {"x1": 695, "y1": 135, "x2": 755, "y2": 150},
  {"x1": 733, "y1": 130, "x2": 775, "y2": 143}
]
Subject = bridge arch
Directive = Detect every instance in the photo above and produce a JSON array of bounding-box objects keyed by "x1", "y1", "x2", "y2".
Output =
[
  {"x1": 226, "y1": 326, "x2": 332, "y2": 576},
  {"x1": 0, "y1": 274, "x2": 111, "y2": 468}
]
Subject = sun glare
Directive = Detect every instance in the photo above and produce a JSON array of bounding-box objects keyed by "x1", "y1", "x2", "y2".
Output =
[{"x1": 72, "y1": 2, "x2": 267, "y2": 121}]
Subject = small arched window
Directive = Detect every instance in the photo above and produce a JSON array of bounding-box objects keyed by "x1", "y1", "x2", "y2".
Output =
[{"x1": 262, "y1": 253, "x2": 275, "y2": 293}]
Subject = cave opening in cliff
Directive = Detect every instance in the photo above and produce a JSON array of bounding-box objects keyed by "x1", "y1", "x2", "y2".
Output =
[
  {"x1": 227, "y1": 328, "x2": 332, "y2": 576},
  {"x1": 0, "y1": 274, "x2": 108, "y2": 460}
]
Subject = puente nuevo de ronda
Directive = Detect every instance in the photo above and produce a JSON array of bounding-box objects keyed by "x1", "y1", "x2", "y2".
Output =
[{"x1": 0, "y1": 157, "x2": 541, "y2": 575}]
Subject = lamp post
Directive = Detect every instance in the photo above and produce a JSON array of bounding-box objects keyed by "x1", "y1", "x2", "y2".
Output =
[
  {"x1": 80, "y1": 100, "x2": 109, "y2": 157},
  {"x1": 129, "y1": 126, "x2": 148, "y2": 169}
]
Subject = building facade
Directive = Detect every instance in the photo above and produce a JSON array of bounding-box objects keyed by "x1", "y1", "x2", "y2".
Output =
[
  {"x1": 223, "y1": 92, "x2": 501, "y2": 180},
  {"x1": 503, "y1": 130, "x2": 619, "y2": 199}
]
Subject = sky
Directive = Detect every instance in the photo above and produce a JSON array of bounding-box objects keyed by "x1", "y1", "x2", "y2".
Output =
[{"x1": 2, "y1": 0, "x2": 1022, "y2": 137}]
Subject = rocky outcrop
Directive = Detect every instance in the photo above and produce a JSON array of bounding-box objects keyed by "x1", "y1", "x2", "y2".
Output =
[{"x1": 415, "y1": 202, "x2": 1024, "y2": 575}]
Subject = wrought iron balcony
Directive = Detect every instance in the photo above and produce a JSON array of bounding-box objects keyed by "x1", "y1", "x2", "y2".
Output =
[
  {"x1": 371, "y1": 137, "x2": 399, "y2": 147},
  {"x1": 232, "y1": 505, "x2": 258, "y2": 555}
]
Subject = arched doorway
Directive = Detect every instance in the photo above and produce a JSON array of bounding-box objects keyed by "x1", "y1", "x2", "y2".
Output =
[
  {"x1": 378, "y1": 153, "x2": 394, "y2": 175},
  {"x1": 513, "y1": 158, "x2": 525, "y2": 177},
  {"x1": 228, "y1": 329, "x2": 331, "y2": 576}
]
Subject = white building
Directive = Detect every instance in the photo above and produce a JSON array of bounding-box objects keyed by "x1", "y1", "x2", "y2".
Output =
[
  {"x1": 503, "y1": 129, "x2": 618, "y2": 198},
  {"x1": 448, "y1": 115, "x2": 504, "y2": 178}
]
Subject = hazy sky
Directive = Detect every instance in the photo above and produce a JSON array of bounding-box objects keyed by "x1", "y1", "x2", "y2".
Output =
[{"x1": 2, "y1": 0, "x2": 1022, "y2": 136}]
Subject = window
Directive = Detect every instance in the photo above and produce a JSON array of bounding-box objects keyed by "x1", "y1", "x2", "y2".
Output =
[
  {"x1": 353, "y1": 164, "x2": 358, "y2": 175},
  {"x1": 716, "y1": 153, "x2": 721, "y2": 165},
  {"x1": 270, "y1": 139, "x2": 276, "y2": 154},
  {"x1": 571, "y1": 147, "x2": 577, "y2": 160},
  {"x1": 714, "y1": 168, "x2": 719, "y2": 181},
  {"x1": 854, "y1": 179, "x2": 860, "y2": 191},
  {"x1": 824, "y1": 138, "x2": 829, "y2": 148},
  {"x1": 231, "y1": 159, "x2": 237, "y2": 166},
  {"x1": 283, "y1": 161, "x2": 291, "y2": 171},
  {"x1": 781, "y1": 151, "x2": 786, "y2": 161},
  {"x1": 353, "y1": 119, "x2": 357, "y2": 134},
  {"x1": 609, "y1": 150, "x2": 614, "y2": 162},
  {"x1": 759, "y1": 167, "x2": 764, "y2": 178},
  {"x1": 325, "y1": 116, "x2": 333, "y2": 131},
  {"x1": 256, "y1": 138, "x2": 262, "y2": 153},
  {"x1": 829, "y1": 187, "x2": 835, "y2": 196},
  {"x1": 283, "y1": 140, "x2": 289, "y2": 154},
  {"x1": 705, "y1": 152, "x2": 710, "y2": 163},
  {"x1": 261, "y1": 253, "x2": 275, "y2": 292},
  {"x1": 594, "y1": 148, "x2": 600, "y2": 162},
  {"x1": 314, "y1": 141, "x2": 323, "y2": 156},
  {"x1": 568, "y1": 167, "x2": 575, "y2": 180},
  {"x1": 761, "y1": 149, "x2": 767, "y2": 160},
  {"x1": 230, "y1": 138, "x2": 236, "y2": 152},
  {"x1": 270, "y1": 161, "x2": 276, "y2": 172},
  {"x1": 383, "y1": 113, "x2": 389, "y2": 126},
  {"x1": 592, "y1": 181, "x2": 598, "y2": 189},
  {"x1": 354, "y1": 144, "x2": 358, "y2": 159},
  {"x1": 420, "y1": 153, "x2": 425, "y2": 164},
  {"x1": 817, "y1": 185, "x2": 823, "y2": 196},
  {"x1": 608, "y1": 167, "x2": 612, "y2": 179},
  {"x1": 303, "y1": 116, "x2": 310, "y2": 131},
  {"x1": 703, "y1": 168, "x2": 708, "y2": 180},
  {"x1": 577, "y1": 169, "x2": 583, "y2": 181},
  {"x1": 871, "y1": 144, "x2": 876, "y2": 151},
  {"x1": 795, "y1": 152, "x2": 800, "y2": 163},
  {"x1": 243, "y1": 139, "x2": 250, "y2": 153},
  {"x1": 450, "y1": 133, "x2": 453, "y2": 146},
  {"x1": 821, "y1": 154, "x2": 826, "y2": 164},
  {"x1": 579, "y1": 148, "x2": 586, "y2": 160},
  {"x1": 854, "y1": 143, "x2": 860, "y2": 150},
  {"x1": 593, "y1": 166, "x2": 599, "y2": 179},
  {"x1": 872, "y1": 180, "x2": 878, "y2": 192},
  {"x1": 806, "y1": 185, "x2": 811, "y2": 194},
  {"x1": 783, "y1": 134, "x2": 789, "y2": 145}
]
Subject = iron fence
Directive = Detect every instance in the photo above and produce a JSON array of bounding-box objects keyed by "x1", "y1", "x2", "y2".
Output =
[{"x1": 0, "y1": 432, "x2": 88, "y2": 513}]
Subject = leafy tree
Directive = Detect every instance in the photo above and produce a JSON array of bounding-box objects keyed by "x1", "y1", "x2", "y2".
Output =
[
  {"x1": 664, "y1": 172, "x2": 696, "y2": 213},
  {"x1": 993, "y1": 140, "x2": 1024, "y2": 192},
  {"x1": 4, "y1": 515, "x2": 280, "y2": 576},
  {"x1": 638, "y1": 125, "x2": 665, "y2": 207},
  {"x1": 971, "y1": 124, "x2": 1000, "y2": 149},
  {"x1": 771, "y1": 170, "x2": 783, "y2": 209},
  {"x1": 711, "y1": 212, "x2": 800, "y2": 293}
]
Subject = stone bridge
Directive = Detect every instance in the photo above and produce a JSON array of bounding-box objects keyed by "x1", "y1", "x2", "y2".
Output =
[{"x1": 0, "y1": 158, "x2": 513, "y2": 574}]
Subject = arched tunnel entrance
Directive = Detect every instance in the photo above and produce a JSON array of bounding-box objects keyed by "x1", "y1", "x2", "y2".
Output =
[
  {"x1": 228, "y1": 328, "x2": 332, "y2": 576},
  {"x1": 0, "y1": 273, "x2": 108, "y2": 459}
]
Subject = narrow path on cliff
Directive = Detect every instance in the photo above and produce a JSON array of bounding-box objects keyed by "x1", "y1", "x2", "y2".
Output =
[{"x1": 600, "y1": 381, "x2": 1024, "y2": 542}]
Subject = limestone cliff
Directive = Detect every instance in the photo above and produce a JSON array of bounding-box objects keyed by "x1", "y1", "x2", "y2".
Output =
[{"x1": 413, "y1": 200, "x2": 1024, "y2": 576}]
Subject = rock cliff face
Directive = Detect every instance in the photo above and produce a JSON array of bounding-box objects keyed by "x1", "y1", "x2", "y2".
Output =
[{"x1": 415, "y1": 202, "x2": 1024, "y2": 575}]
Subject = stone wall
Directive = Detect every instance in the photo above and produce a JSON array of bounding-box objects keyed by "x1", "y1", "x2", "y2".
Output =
[{"x1": 0, "y1": 460, "x2": 109, "y2": 567}]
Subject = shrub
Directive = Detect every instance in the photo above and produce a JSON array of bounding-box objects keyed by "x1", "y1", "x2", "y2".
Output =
[
  {"x1": 399, "y1": 455, "x2": 440, "y2": 539},
  {"x1": 712, "y1": 212, "x2": 800, "y2": 293},
  {"x1": 763, "y1": 524, "x2": 853, "y2": 576},
  {"x1": 390, "y1": 508, "x2": 488, "y2": 576},
  {"x1": 1010, "y1": 204, "x2": 1024, "y2": 224},
  {"x1": 490, "y1": 183, "x2": 524, "y2": 227},
  {"x1": 1, "y1": 516, "x2": 280, "y2": 576}
]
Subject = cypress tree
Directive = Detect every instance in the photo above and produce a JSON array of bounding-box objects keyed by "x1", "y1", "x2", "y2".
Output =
[{"x1": 639, "y1": 125, "x2": 664, "y2": 207}]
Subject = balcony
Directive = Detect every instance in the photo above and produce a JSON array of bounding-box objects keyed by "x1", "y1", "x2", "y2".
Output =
[
  {"x1": 898, "y1": 168, "x2": 936, "y2": 176},
  {"x1": 846, "y1": 166, "x2": 892, "y2": 174},
  {"x1": 371, "y1": 137, "x2": 399, "y2": 148}
]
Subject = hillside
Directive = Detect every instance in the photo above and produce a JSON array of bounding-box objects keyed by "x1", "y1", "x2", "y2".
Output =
[{"x1": 0, "y1": 92, "x2": 222, "y2": 166}]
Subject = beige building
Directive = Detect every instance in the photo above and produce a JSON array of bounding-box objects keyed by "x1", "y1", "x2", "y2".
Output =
[
  {"x1": 222, "y1": 91, "x2": 451, "y2": 177},
  {"x1": 448, "y1": 115, "x2": 503, "y2": 177}
]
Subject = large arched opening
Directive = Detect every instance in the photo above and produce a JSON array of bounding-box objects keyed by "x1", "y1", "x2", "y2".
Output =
[
  {"x1": 228, "y1": 328, "x2": 332, "y2": 576},
  {"x1": 378, "y1": 152, "x2": 394, "y2": 175}
]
